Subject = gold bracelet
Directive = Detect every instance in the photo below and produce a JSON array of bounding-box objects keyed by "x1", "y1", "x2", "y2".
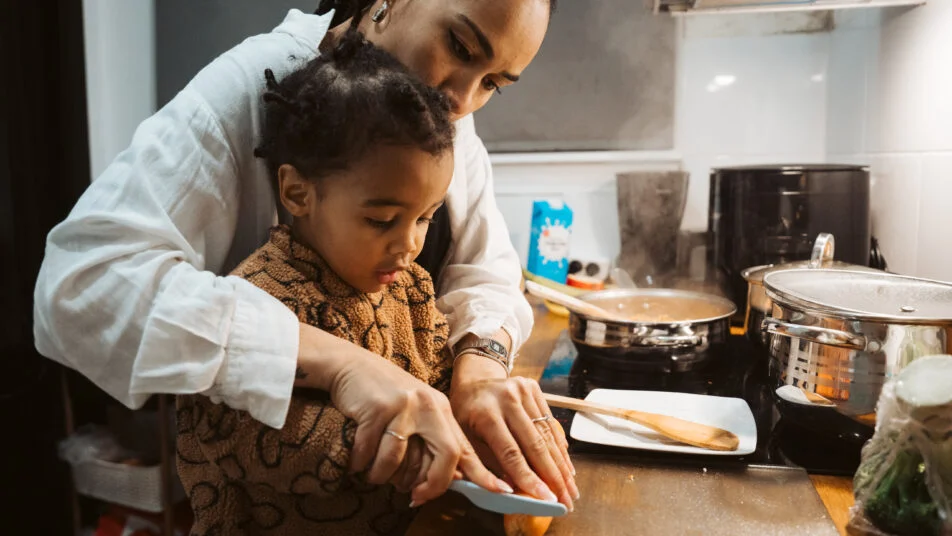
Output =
[{"x1": 453, "y1": 349, "x2": 511, "y2": 377}]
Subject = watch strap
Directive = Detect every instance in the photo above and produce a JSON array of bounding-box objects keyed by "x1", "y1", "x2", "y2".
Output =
[
  {"x1": 454, "y1": 348, "x2": 511, "y2": 376},
  {"x1": 456, "y1": 337, "x2": 509, "y2": 360}
]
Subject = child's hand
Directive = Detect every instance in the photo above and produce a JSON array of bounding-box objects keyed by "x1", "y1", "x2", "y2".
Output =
[{"x1": 389, "y1": 435, "x2": 431, "y2": 495}]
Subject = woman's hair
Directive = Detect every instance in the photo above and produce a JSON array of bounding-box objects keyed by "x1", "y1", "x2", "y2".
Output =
[
  {"x1": 315, "y1": 0, "x2": 558, "y2": 29},
  {"x1": 254, "y1": 30, "x2": 454, "y2": 184}
]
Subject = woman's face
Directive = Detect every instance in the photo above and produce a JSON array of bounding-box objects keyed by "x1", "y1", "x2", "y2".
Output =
[
  {"x1": 360, "y1": 0, "x2": 550, "y2": 120},
  {"x1": 279, "y1": 146, "x2": 454, "y2": 294}
]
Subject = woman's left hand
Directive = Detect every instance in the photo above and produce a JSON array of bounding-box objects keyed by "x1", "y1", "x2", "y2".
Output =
[{"x1": 449, "y1": 353, "x2": 579, "y2": 511}]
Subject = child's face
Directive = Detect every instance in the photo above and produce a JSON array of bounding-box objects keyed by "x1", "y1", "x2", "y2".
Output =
[{"x1": 278, "y1": 145, "x2": 454, "y2": 293}]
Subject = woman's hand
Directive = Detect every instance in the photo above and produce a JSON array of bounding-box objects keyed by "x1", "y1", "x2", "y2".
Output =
[
  {"x1": 296, "y1": 323, "x2": 512, "y2": 506},
  {"x1": 449, "y1": 352, "x2": 579, "y2": 512}
]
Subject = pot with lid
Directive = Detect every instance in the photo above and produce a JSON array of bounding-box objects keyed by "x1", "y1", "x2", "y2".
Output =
[
  {"x1": 742, "y1": 233, "x2": 882, "y2": 349},
  {"x1": 568, "y1": 288, "x2": 736, "y2": 374},
  {"x1": 762, "y1": 268, "x2": 952, "y2": 440}
]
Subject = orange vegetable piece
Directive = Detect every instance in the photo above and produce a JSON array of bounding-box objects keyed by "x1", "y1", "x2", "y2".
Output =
[{"x1": 502, "y1": 494, "x2": 554, "y2": 536}]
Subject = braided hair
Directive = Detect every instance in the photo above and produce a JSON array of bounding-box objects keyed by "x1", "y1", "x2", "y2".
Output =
[
  {"x1": 315, "y1": 0, "x2": 558, "y2": 29},
  {"x1": 254, "y1": 30, "x2": 454, "y2": 186}
]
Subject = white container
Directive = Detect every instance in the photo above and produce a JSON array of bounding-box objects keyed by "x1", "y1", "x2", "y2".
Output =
[{"x1": 71, "y1": 458, "x2": 185, "y2": 513}]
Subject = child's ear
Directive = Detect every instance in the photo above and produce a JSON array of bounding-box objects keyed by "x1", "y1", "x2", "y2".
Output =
[{"x1": 277, "y1": 164, "x2": 314, "y2": 217}]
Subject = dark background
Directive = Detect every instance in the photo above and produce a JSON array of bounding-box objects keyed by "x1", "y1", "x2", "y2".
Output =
[{"x1": 1, "y1": 0, "x2": 104, "y2": 533}]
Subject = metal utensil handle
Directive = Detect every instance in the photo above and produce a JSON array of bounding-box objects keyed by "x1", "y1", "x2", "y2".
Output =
[
  {"x1": 640, "y1": 334, "x2": 702, "y2": 347},
  {"x1": 762, "y1": 318, "x2": 866, "y2": 350},
  {"x1": 809, "y1": 232, "x2": 835, "y2": 269}
]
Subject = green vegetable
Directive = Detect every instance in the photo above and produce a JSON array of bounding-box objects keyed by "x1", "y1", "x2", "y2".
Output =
[{"x1": 861, "y1": 447, "x2": 942, "y2": 536}]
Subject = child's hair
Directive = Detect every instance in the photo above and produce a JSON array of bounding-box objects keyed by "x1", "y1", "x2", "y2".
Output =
[{"x1": 254, "y1": 30, "x2": 454, "y2": 184}]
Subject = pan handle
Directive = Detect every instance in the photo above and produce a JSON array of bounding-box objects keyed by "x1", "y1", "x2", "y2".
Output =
[
  {"x1": 808, "y1": 233, "x2": 835, "y2": 269},
  {"x1": 762, "y1": 318, "x2": 867, "y2": 351},
  {"x1": 639, "y1": 334, "x2": 702, "y2": 347}
]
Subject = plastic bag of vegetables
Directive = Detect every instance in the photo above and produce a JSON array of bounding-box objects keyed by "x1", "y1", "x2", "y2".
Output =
[{"x1": 849, "y1": 354, "x2": 952, "y2": 536}]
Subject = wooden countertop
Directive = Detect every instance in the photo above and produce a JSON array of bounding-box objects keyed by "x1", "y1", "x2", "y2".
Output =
[{"x1": 409, "y1": 300, "x2": 855, "y2": 535}]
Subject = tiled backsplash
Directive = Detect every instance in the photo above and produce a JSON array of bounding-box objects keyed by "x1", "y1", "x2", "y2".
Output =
[
  {"x1": 826, "y1": 2, "x2": 952, "y2": 281},
  {"x1": 676, "y1": 14, "x2": 831, "y2": 231},
  {"x1": 494, "y1": 6, "x2": 950, "y2": 282},
  {"x1": 491, "y1": 152, "x2": 680, "y2": 268}
]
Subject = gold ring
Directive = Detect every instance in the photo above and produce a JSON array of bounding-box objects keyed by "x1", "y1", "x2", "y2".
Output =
[
  {"x1": 531, "y1": 415, "x2": 551, "y2": 424},
  {"x1": 386, "y1": 430, "x2": 409, "y2": 441}
]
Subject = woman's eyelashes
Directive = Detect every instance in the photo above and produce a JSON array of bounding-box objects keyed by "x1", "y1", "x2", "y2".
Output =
[
  {"x1": 483, "y1": 79, "x2": 502, "y2": 95},
  {"x1": 448, "y1": 30, "x2": 502, "y2": 95},
  {"x1": 448, "y1": 30, "x2": 472, "y2": 62}
]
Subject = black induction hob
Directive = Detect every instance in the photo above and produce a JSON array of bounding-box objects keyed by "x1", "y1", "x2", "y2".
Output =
[{"x1": 539, "y1": 333, "x2": 865, "y2": 477}]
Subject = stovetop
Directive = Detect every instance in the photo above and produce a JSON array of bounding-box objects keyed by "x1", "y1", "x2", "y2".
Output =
[{"x1": 539, "y1": 332, "x2": 864, "y2": 477}]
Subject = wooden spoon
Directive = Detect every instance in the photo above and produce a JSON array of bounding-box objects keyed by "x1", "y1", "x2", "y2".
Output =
[
  {"x1": 524, "y1": 280, "x2": 629, "y2": 321},
  {"x1": 543, "y1": 393, "x2": 740, "y2": 452}
]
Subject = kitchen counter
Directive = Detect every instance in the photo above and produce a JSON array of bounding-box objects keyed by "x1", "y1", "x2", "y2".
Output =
[{"x1": 407, "y1": 299, "x2": 855, "y2": 535}]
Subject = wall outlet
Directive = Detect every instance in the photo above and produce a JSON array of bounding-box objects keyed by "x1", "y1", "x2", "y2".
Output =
[{"x1": 568, "y1": 257, "x2": 611, "y2": 281}]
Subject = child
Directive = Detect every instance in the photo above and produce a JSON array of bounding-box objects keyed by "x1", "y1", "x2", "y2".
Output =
[{"x1": 176, "y1": 32, "x2": 455, "y2": 536}]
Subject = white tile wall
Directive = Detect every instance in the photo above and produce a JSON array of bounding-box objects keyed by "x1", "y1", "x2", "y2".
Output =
[
  {"x1": 874, "y1": 4, "x2": 952, "y2": 154},
  {"x1": 824, "y1": 2, "x2": 952, "y2": 282},
  {"x1": 825, "y1": 11, "x2": 879, "y2": 156},
  {"x1": 676, "y1": 16, "x2": 831, "y2": 230},
  {"x1": 492, "y1": 5, "x2": 952, "y2": 282},
  {"x1": 917, "y1": 155, "x2": 952, "y2": 282},
  {"x1": 491, "y1": 152, "x2": 681, "y2": 267},
  {"x1": 868, "y1": 154, "x2": 922, "y2": 276},
  {"x1": 492, "y1": 12, "x2": 837, "y2": 264}
]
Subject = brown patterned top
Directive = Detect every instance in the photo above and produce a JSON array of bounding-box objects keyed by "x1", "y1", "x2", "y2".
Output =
[{"x1": 176, "y1": 225, "x2": 451, "y2": 535}]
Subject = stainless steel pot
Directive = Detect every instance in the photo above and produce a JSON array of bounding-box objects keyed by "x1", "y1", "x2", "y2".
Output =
[
  {"x1": 742, "y1": 233, "x2": 881, "y2": 348},
  {"x1": 762, "y1": 269, "x2": 952, "y2": 431},
  {"x1": 568, "y1": 288, "x2": 737, "y2": 373}
]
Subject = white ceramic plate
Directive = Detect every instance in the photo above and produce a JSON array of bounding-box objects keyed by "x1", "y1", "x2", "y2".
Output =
[{"x1": 569, "y1": 389, "x2": 757, "y2": 455}]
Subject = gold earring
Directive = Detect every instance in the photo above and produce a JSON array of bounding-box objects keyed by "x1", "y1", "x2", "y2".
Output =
[{"x1": 371, "y1": 1, "x2": 390, "y2": 22}]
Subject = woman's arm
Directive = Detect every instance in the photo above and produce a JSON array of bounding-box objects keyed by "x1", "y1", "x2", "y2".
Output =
[
  {"x1": 296, "y1": 322, "x2": 509, "y2": 505},
  {"x1": 33, "y1": 11, "x2": 334, "y2": 429},
  {"x1": 437, "y1": 115, "x2": 534, "y2": 352},
  {"x1": 32, "y1": 87, "x2": 301, "y2": 429},
  {"x1": 443, "y1": 117, "x2": 578, "y2": 510}
]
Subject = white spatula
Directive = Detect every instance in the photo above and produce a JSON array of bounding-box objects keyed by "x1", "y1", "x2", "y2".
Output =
[{"x1": 448, "y1": 480, "x2": 568, "y2": 517}]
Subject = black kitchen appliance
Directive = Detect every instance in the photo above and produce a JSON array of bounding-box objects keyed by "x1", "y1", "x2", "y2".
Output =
[{"x1": 706, "y1": 164, "x2": 883, "y2": 327}]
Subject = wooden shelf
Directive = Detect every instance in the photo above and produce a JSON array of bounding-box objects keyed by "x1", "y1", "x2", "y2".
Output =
[{"x1": 61, "y1": 370, "x2": 179, "y2": 536}]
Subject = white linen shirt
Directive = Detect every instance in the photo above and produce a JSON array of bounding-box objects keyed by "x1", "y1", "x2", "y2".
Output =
[{"x1": 32, "y1": 9, "x2": 532, "y2": 428}]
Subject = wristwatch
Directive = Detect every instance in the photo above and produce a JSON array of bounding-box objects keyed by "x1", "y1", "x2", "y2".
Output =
[{"x1": 455, "y1": 338, "x2": 511, "y2": 372}]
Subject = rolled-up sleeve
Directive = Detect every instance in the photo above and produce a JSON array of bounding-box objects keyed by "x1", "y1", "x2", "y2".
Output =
[
  {"x1": 437, "y1": 117, "x2": 534, "y2": 355},
  {"x1": 33, "y1": 88, "x2": 299, "y2": 428}
]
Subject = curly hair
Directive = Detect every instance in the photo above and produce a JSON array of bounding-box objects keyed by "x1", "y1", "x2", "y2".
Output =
[
  {"x1": 254, "y1": 30, "x2": 454, "y2": 184},
  {"x1": 316, "y1": 0, "x2": 558, "y2": 29}
]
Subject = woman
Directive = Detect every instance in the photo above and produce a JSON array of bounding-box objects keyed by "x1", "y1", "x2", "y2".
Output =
[{"x1": 33, "y1": 0, "x2": 577, "y2": 511}]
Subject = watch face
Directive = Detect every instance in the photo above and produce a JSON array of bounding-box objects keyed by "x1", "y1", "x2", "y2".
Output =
[{"x1": 488, "y1": 340, "x2": 506, "y2": 355}]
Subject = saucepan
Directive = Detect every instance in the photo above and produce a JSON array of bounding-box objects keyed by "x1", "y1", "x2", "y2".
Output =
[
  {"x1": 565, "y1": 288, "x2": 737, "y2": 374},
  {"x1": 762, "y1": 268, "x2": 952, "y2": 440},
  {"x1": 742, "y1": 233, "x2": 882, "y2": 350}
]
